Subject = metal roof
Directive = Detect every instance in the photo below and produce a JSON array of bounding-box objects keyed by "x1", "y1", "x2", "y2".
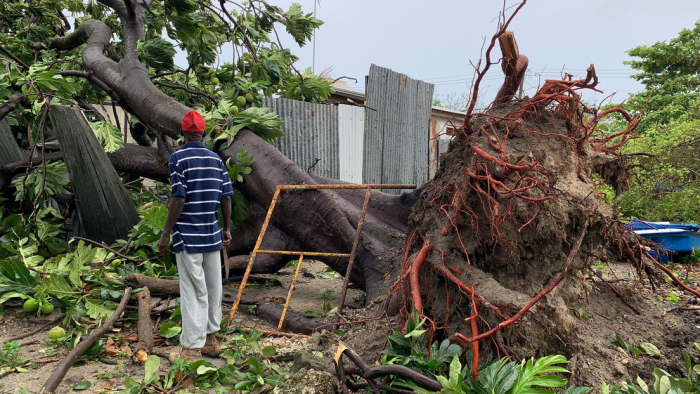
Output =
[{"x1": 332, "y1": 84, "x2": 465, "y2": 117}]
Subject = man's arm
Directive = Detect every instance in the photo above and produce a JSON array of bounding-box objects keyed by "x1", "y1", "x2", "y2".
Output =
[
  {"x1": 158, "y1": 197, "x2": 185, "y2": 255},
  {"x1": 220, "y1": 196, "x2": 231, "y2": 246}
]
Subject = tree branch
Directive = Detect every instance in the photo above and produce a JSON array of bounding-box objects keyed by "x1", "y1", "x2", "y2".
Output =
[
  {"x1": 0, "y1": 44, "x2": 29, "y2": 71},
  {"x1": 95, "y1": 0, "x2": 128, "y2": 18},
  {"x1": 40, "y1": 288, "x2": 132, "y2": 394},
  {"x1": 0, "y1": 93, "x2": 25, "y2": 123},
  {"x1": 153, "y1": 81, "x2": 219, "y2": 105}
]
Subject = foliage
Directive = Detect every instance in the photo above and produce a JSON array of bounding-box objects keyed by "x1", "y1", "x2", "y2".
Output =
[
  {"x1": 304, "y1": 289, "x2": 337, "y2": 318},
  {"x1": 219, "y1": 328, "x2": 286, "y2": 391},
  {"x1": 378, "y1": 311, "x2": 589, "y2": 394},
  {"x1": 116, "y1": 332, "x2": 284, "y2": 393},
  {"x1": 12, "y1": 161, "x2": 70, "y2": 204},
  {"x1": 89, "y1": 120, "x2": 124, "y2": 153},
  {"x1": 617, "y1": 110, "x2": 700, "y2": 221},
  {"x1": 590, "y1": 343, "x2": 700, "y2": 394},
  {"x1": 610, "y1": 334, "x2": 663, "y2": 358},
  {"x1": 625, "y1": 22, "x2": 700, "y2": 127},
  {"x1": 0, "y1": 239, "x2": 125, "y2": 324},
  {"x1": 381, "y1": 310, "x2": 465, "y2": 381},
  {"x1": 0, "y1": 341, "x2": 28, "y2": 373},
  {"x1": 223, "y1": 106, "x2": 285, "y2": 145},
  {"x1": 615, "y1": 23, "x2": 700, "y2": 221}
]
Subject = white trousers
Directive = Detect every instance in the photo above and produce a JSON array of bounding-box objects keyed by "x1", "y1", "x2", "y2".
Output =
[{"x1": 175, "y1": 250, "x2": 222, "y2": 349}]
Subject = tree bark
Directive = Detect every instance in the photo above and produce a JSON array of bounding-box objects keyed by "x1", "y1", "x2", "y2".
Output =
[
  {"x1": 133, "y1": 287, "x2": 154, "y2": 365},
  {"x1": 124, "y1": 274, "x2": 180, "y2": 295},
  {"x1": 49, "y1": 106, "x2": 140, "y2": 244},
  {"x1": 0, "y1": 120, "x2": 24, "y2": 166}
]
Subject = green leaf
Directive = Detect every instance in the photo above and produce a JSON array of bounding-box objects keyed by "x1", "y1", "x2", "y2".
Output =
[
  {"x1": 196, "y1": 364, "x2": 217, "y2": 375},
  {"x1": 629, "y1": 347, "x2": 643, "y2": 358},
  {"x1": 73, "y1": 381, "x2": 92, "y2": 390},
  {"x1": 280, "y1": 3, "x2": 323, "y2": 46},
  {"x1": 89, "y1": 121, "x2": 123, "y2": 153},
  {"x1": 158, "y1": 321, "x2": 182, "y2": 338},
  {"x1": 510, "y1": 355, "x2": 570, "y2": 394},
  {"x1": 448, "y1": 354, "x2": 461, "y2": 387},
  {"x1": 0, "y1": 259, "x2": 36, "y2": 295},
  {"x1": 144, "y1": 355, "x2": 160, "y2": 384},
  {"x1": 0, "y1": 291, "x2": 29, "y2": 305},
  {"x1": 405, "y1": 329, "x2": 428, "y2": 339},
  {"x1": 304, "y1": 310, "x2": 322, "y2": 318},
  {"x1": 613, "y1": 334, "x2": 628, "y2": 351},
  {"x1": 639, "y1": 343, "x2": 662, "y2": 358},
  {"x1": 561, "y1": 386, "x2": 593, "y2": 394},
  {"x1": 84, "y1": 297, "x2": 117, "y2": 320},
  {"x1": 141, "y1": 37, "x2": 176, "y2": 73},
  {"x1": 261, "y1": 346, "x2": 276, "y2": 357}
]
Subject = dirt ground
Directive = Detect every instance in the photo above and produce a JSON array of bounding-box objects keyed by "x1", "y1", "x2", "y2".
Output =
[
  {"x1": 1, "y1": 261, "x2": 699, "y2": 393},
  {"x1": 0, "y1": 262, "x2": 366, "y2": 393}
]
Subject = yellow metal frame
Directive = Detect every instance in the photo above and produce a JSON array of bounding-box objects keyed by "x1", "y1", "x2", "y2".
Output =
[{"x1": 226, "y1": 183, "x2": 415, "y2": 330}]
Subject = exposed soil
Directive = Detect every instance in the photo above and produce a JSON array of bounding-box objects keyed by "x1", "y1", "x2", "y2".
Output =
[{"x1": 401, "y1": 99, "x2": 700, "y2": 387}]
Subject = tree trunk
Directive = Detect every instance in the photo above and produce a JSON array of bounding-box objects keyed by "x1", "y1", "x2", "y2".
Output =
[
  {"x1": 0, "y1": 120, "x2": 24, "y2": 166},
  {"x1": 49, "y1": 106, "x2": 140, "y2": 243}
]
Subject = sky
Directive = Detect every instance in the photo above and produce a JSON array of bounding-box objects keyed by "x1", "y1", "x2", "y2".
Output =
[{"x1": 254, "y1": 0, "x2": 700, "y2": 107}]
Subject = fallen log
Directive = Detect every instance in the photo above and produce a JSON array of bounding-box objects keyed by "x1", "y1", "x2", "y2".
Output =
[
  {"x1": 49, "y1": 106, "x2": 139, "y2": 243},
  {"x1": 124, "y1": 274, "x2": 179, "y2": 295},
  {"x1": 128, "y1": 273, "x2": 324, "y2": 334},
  {"x1": 124, "y1": 273, "x2": 282, "y2": 296},
  {"x1": 254, "y1": 301, "x2": 325, "y2": 335},
  {"x1": 222, "y1": 294, "x2": 325, "y2": 334},
  {"x1": 0, "y1": 119, "x2": 24, "y2": 166},
  {"x1": 40, "y1": 288, "x2": 132, "y2": 394},
  {"x1": 133, "y1": 287, "x2": 154, "y2": 365}
]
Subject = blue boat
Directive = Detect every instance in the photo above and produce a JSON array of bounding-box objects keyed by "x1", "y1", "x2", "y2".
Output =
[{"x1": 627, "y1": 221, "x2": 700, "y2": 262}]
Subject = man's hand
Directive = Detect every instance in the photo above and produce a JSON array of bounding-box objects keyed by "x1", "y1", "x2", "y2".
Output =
[
  {"x1": 158, "y1": 232, "x2": 172, "y2": 255},
  {"x1": 222, "y1": 230, "x2": 232, "y2": 247}
]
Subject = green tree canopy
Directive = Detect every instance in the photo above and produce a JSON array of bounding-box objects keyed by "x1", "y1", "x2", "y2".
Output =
[
  {"x1": 0, "y1": 0, "x2": 333, "y2": 143},
  {"x1": 625, "y1": 21, "x2": 700, "y2": 127},
  {"x1": 617, "y1": 20, "x2": 700, "y2": 221}
]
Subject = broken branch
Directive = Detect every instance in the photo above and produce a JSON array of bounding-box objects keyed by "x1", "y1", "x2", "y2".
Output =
[{"x1": 40, "y1": 288, "x2": 132, "y2": 394}]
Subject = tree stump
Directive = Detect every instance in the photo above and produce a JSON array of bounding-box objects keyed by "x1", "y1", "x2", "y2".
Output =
[{"x1": 48, "y1": 106, "x2": 139, "y2": 243}]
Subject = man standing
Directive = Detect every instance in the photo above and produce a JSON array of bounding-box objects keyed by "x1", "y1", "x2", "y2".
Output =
[{"x1": 158, "y1": 110, "x2": 233, "y2": 363}]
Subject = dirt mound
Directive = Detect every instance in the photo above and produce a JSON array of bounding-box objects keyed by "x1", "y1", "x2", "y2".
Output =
[{"x1": 402, "y1": 99, "x2": 700, "y2": 384}]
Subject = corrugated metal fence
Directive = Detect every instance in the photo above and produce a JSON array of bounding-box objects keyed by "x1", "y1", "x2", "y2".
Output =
[
  {"x1": 263, "y1": 65, "x2": 434, "y2": 189},
  {"x1": 363, "y1": 64, "x2": 434, "y2": 193},
  {"x1": 262, "y1": 98, "x2": 366, "y2": 183},
  {"x1": 262, "y1": 98, "x2": 340, "y2": 179}
]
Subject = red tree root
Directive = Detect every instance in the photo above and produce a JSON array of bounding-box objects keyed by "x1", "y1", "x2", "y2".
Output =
[
  {"x1": 410, "y1": 243, "x2": 434, "y2": 314},
  {"x1": 468, "y1": 284, "x2": 479, "y2": 379},
  {"x1": 432, "y1": 262, "x2": 510, "y2": 320},
  {"x1": 648, "y1": 254, "x2": 700, "y2": 299}
]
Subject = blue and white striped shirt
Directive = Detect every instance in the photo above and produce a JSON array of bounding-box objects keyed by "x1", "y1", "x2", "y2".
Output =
[{"x1": 169, "y1": 142, "x2": 234, "y2": 254}]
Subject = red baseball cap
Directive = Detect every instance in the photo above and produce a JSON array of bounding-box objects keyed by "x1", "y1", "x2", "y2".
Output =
[{"x1": 181, "y1": 110, "x2": 205, "y2": 132}]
